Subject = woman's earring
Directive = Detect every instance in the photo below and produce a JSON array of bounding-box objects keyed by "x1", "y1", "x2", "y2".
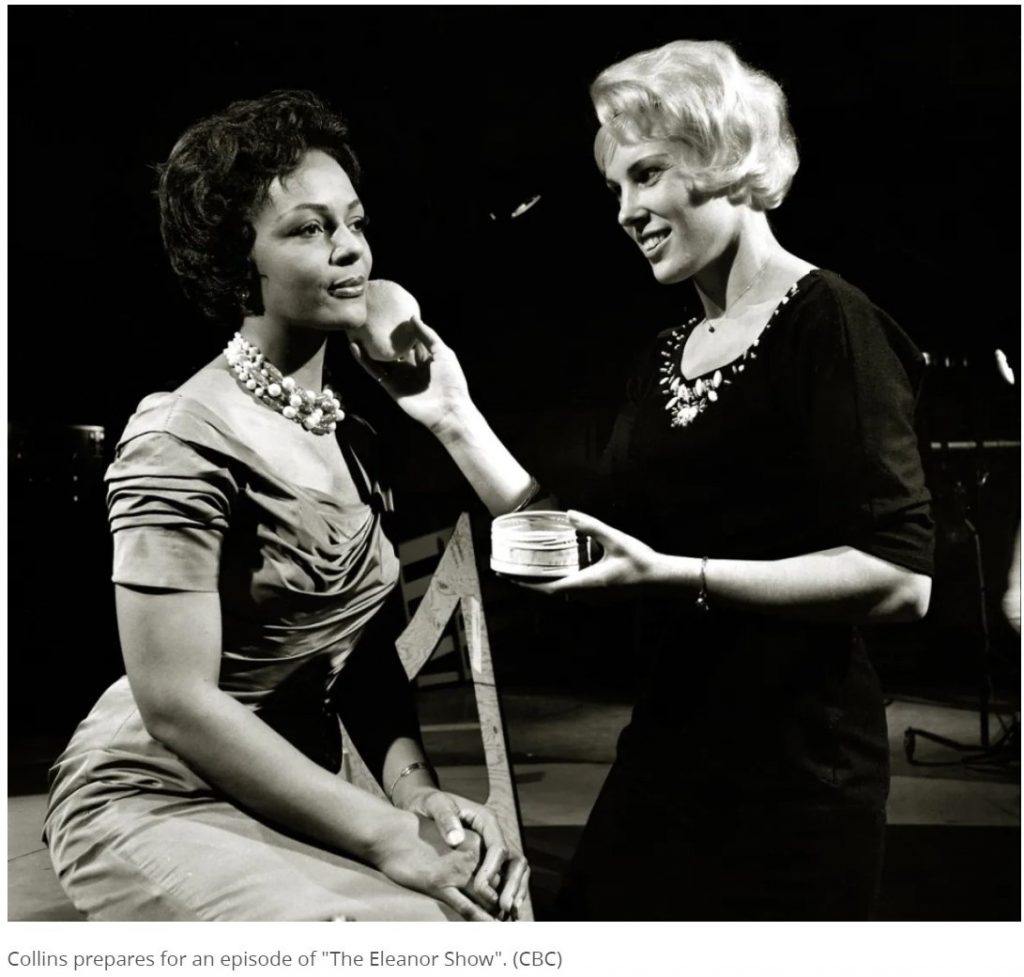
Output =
[{"x1": 240, "y1": 261, "x2": 264, "y2": 317}]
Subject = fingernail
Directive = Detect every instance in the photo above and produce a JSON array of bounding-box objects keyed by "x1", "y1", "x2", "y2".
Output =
[{"x1": 446, "y1": 828, "x2": 464, "y2": 844}]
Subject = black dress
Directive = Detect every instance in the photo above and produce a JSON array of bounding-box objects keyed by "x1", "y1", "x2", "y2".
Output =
[{"x1": 557, "y1": 270, "x2": 934, "y2": 921}]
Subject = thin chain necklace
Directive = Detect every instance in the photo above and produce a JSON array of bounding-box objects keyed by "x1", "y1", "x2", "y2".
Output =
[
  {"x1": 660, "y1": 276, "x2": 803, "y2": 428},
  {"x1": 703, "y1": 257, "x2": 772, "y2": 333},
  {"x1": 224, "y1": 333, "x2": 345, "y2": 436}
]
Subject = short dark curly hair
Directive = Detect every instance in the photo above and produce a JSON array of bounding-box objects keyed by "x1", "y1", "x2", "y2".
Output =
[{"x1": 157, "y1": 90, "x2": 361, "y2": 323}]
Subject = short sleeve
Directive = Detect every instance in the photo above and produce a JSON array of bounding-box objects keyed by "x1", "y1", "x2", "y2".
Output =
[
  {"x1": 789, "y1": 277, "x2": 934, "y2": 575},
  {"x1": 106, "y1": 431, "x2": 239, "y2": 591}
]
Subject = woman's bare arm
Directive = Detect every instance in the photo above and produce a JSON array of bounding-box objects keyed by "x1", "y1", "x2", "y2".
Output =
[
  {"x1": 115, "y1": 585, "x2": 496, "y2": 920},
  {"x1": 527, "y1": 511, "x2": 930, "y2": 624}
]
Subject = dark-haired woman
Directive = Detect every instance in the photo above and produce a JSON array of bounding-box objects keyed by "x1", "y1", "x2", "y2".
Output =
[{"x1": 43, "y1": 91, "x2": 529, "y2": 922}]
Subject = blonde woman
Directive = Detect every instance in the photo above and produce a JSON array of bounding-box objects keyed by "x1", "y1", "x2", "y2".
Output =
[{"x1": 363, "y1": 41, "x2": 934, "y2": 919}]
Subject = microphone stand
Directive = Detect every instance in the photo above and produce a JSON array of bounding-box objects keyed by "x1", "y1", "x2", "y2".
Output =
[{"x1": 903, "y1": 439, "x2": 1020, "y2": 770}]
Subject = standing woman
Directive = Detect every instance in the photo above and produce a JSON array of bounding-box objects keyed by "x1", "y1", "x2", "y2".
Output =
[
  {"x1": 360, "y1": 41, "x2": 934, "y2": 920},
  {"x1": 43, "y1": 91, "x2": 529, "y2": 922}
]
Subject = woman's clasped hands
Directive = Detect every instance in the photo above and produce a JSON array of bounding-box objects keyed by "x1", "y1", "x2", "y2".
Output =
[{"x1": 380, "y1": 782, "x2": 530, "y2": 922}]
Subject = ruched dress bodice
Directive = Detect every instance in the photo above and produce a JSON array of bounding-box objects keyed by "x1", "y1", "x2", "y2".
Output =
[{"x1": 41, "y1": 393, "x2": 448, "y2": 921}]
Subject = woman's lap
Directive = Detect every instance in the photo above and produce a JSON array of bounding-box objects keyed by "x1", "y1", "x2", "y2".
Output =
[{"x1": 50, "y1": 792, "x2": 459, "y2": 922}]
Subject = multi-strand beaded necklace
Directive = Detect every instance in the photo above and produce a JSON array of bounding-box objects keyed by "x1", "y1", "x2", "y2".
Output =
[{"x1": 224, "y1": 333, "x2": 345, "y2": 436}]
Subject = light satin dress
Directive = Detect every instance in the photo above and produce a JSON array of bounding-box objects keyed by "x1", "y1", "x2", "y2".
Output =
[{"x1": 44, "y1": 392, "x2": 459, "y2": 921}]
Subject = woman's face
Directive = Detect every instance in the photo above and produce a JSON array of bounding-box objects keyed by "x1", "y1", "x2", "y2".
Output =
[
  {"x1": 248, "y1": 149, "x2": 372, "y2": 332},
  {"x1": 600, "y1": 134, "x2": 740, "y2": 286}
]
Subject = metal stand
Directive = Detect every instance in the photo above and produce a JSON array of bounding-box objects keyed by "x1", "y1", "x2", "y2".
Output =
[
  {"x1": 903, "y1": 718, "x2": 1018, "y2": 770},
  {"x1": 904, "y1": 440, "x2": 1020, "y2": 770}
]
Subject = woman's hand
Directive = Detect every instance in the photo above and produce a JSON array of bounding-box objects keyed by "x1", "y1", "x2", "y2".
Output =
[
  {"x1": 353, "y1": 303, "x2": 538, "y2": 517},
  {"x1": 350, "y1": 316, "x2": 473, "y2": 435},
  {"x1": 372, "y1": 810, "x2": 498, "y2": 921},
  {"x1": 394, "y1": 785, "x2": 531, "y2": 920},
  {"x1": 522, "y1": 510, "x2": 669, "y2": 598}
]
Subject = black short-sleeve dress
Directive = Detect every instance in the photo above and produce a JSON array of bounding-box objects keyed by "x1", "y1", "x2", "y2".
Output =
[
  {"x1": 43, "y1": 392, "x2": 460, "y2": 921},
  {"x1": 558, "y1": 270, "x2": 934, "y2": 921}
]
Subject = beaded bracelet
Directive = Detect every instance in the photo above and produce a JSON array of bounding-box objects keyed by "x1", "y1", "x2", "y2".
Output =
[
  {"x1": 386, "y1": 760, "x2": 435, "y2": 801},
  {"x1": 695, "y1": 556, "x2": 711, "y2": 612}
]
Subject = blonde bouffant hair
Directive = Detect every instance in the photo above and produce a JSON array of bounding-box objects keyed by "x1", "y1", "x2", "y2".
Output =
[{"x1": 591, "y1": 40, "x2": 799, "y2": 211}]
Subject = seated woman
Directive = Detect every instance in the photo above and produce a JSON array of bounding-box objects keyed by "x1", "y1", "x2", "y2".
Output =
[
  {"x1": 356, "y1": 40, "x2": 935, "y2": 920},
  {"x1": 43, "y1": 90, "x2": 529, "y2": 922}
]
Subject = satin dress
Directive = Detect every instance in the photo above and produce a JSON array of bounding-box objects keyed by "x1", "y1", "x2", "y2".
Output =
[{"x1": 44, "y1": 392, "x2": 459, "y2": 921}]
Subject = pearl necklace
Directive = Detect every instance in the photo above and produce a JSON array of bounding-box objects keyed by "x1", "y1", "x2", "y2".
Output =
[{"x1": 224, "y1": 333, "x2": 345, "y2": 436}]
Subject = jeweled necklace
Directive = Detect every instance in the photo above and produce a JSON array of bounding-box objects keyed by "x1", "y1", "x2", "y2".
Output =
[
  {"x1": 224, "y1": 333, "x2": 345, "y2": 435},
  {"x1": 703, "y1": 256, "x2": 772, "y2": 333},
  {"x1": 660, "y1": 276, "x2": 803, "y2": 428}
]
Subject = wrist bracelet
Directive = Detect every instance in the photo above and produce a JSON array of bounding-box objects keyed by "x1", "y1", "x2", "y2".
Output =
[
  {"x1": 695, "y1": 556, "x2": 711, "y2": 612},
  {"x1": 386, "y1": 760, "x2": 435, "y2": 801},
  {"x1": 511, "y1": 477, "x2": 544, "y2": 513}
]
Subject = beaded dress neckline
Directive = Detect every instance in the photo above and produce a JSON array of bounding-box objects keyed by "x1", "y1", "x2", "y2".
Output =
[{"x1": 659, "y1": 275, "x2": 808, "y2": 428}]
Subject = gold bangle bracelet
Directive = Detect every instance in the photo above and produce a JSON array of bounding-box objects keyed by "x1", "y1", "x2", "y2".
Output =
[{"x1": 386, "y1": 760, "x2": 435, "y2": 801}]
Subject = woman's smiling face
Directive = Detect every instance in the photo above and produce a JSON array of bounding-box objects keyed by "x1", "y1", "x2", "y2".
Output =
[
  {"x1": 248, "y1": 149, "x2": 373, "y2": 332},
  {"x1": 600, "y1": 134, "x2": 741, "y2": 286}
]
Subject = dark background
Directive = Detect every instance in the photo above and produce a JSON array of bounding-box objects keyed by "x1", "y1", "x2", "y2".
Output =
[{"x1": 7, "y1": 5, "x2": 1021, "y2": 733}]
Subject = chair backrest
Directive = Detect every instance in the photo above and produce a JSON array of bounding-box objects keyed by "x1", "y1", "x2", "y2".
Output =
[
  {"x1": 345, "y1": 513, "x2": 533, "y2": 920},
  {"x1": 396, "y1": 524, "x2": 468, "y2": 686}
]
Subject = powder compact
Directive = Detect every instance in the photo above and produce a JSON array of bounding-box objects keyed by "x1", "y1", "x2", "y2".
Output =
[{"x1": 490, "y1": 511, "x2": 585, "y2": 580}]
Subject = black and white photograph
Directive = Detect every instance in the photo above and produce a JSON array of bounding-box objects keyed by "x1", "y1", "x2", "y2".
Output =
[{"x1": 5, "y1": 1, "x2": 1020, "y2": 967}]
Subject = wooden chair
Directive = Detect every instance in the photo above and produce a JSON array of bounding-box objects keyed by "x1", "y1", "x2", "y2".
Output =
[
  {"x1": 342, "y1": 513, "x2": 533, "y2": 920},
  {"x1": 396, "y1": 524, "x2": 469, "y2": 686}
]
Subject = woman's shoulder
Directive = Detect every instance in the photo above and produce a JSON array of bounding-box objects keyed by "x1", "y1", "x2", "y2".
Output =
[
  {"x1": 778, "y1": 269, "x2": 926, "y2": 381},
  {"x1": 788, "y1": 269, "x2": 898, "y2": 327},
  {"x1": 784, "y1": 270, "x2": 914, "y2": 343},
  {"x1": 114, "y1": 359, "x2": 247, "y2": 461},
  {"x1": 105, "y1": 377, "x2": 243, "y2": 533},
  {"x1": 121, "y1": 358, "x2": 229, "y2": 434},
  {"x1": 119, "y1": 395, "x2": 222, "y2": 448}
]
